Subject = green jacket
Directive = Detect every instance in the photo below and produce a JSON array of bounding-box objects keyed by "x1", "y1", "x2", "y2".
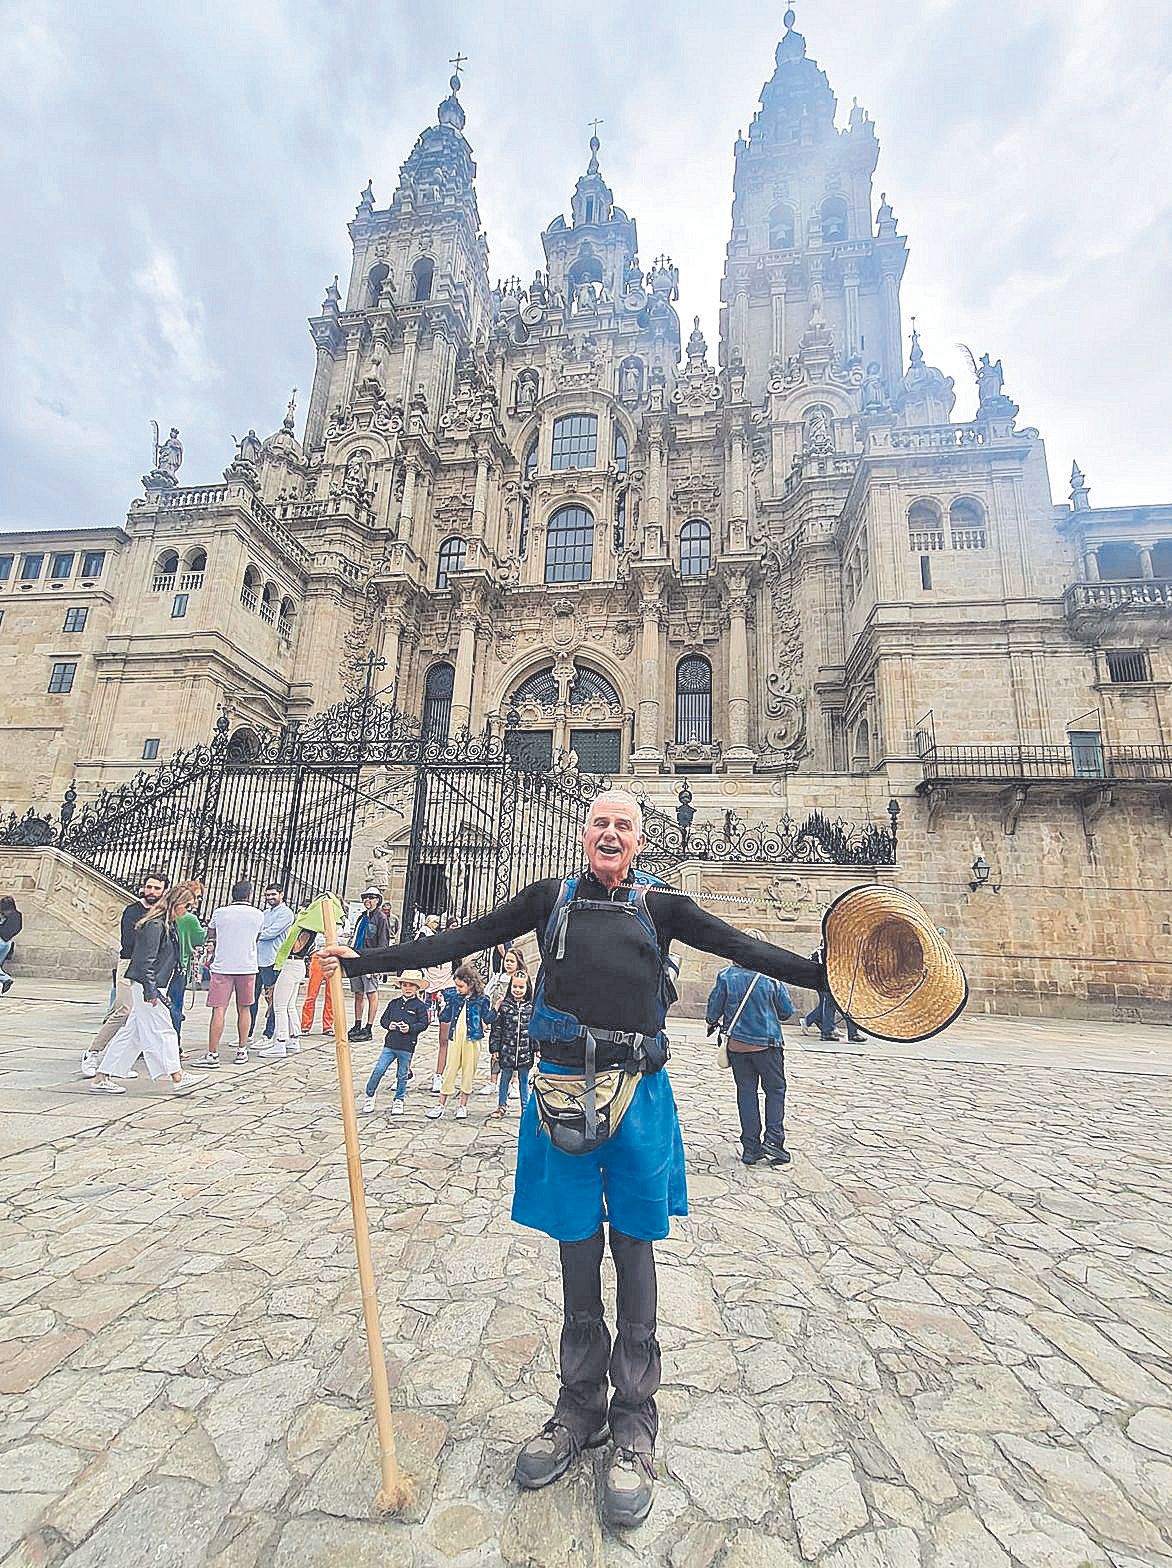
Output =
[{"x1": 175, "y1": 911, "x2": 207, "y2": 979}]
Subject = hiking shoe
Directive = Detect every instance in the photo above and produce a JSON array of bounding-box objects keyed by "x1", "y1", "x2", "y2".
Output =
[
  {"x1": 514, "y1": 1419, "x2": 609, "y2": 1491},
  {"x1": 602, "y1": 1448, "x2": 656, "y2": 1528},
  {"x1": 80, "y1": 1051, "x2": 100, "y2": 1079},
  {"x1": 347, "y1": 1023, "x2": 365, "y2": 1042}
]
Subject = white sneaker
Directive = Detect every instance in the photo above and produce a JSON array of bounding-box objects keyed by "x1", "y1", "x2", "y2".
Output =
[
  {"x1": 431, "y1": 1074, "x2": 442, "y2": 1093},
  {"x1": 91, "y1": 1079, "x2": 126, "y2": 1095},
  {"x1": 390, "y1": 1100, "x2": 404, "y2": 1116},
  {"x1": 257, "y1": 1042, "x2": 286, "y2": 1059},
  {"x1": 234, "y1": 1049, "x2": 248, "y2": 1064},
  {"x1": 285, "y1": 1039, "x2": 301, "y2": 1054},
  {"x1": 81, "y1": 1051, "x2": 100, "y2": 1079},
  {"x1": 426, "y1": 1105, "x2": 443, "y2": 1120},
  {"x1": 478, "y1": 1082, "x2": 496, "y2": 1095},
  {"x1": 191, "y1": 1054, "x2": 221, "y2": 1069},
  {"x1": 455, "y1": 1105, "x2": 468, "y2": 1120},
  {"x1": 362, "y1": 1096, "x2": 376, "y2": 1114}
]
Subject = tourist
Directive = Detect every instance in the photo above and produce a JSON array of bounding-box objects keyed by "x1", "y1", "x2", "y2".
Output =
[
  {"x1": 346, "y1": 888, "x2": 391, "y2": 1044},
  {"x1": 89, "y1": 884, "x2": 193, "y2": 1094},
  {"x1": 82, "y1": 869, "x2": 167, "y2": 1078},
  {"x1": 706, "y1": 943, "x2": 794, "y2": 1166},
  {"x1": 488, "y1": 970, "x2": 534, "y2": 1118},
  {"x1": 0, "y1": 894, "x2": 23, "y2": 995},
  {"x1": 168, "y1": 880, "x2": 207, "y2": 1045},
  {"x1": 258, "y1": 924, "x2": 316, "y2": 1059},
  {"x1": 420, "y1": 914, "x2": 456, "y2": 1089},
  {"x1": 321, "y1": 790, "x2": 828, "y2": 1528},
  {"x1": 426, "y1": 962, "x2": 491, "y2": 1121},
  {"x1": 485, "y1": 946, "x2": 529, "y2": 1097},
  {"x1": 362, "y1": 970, "x2": 431, "y2": 1115},
  {"x1": 251, "y1": 883, "x2": 293, "y2": 1040},
  {"x1": 300, "y1": 946, "x2": 335, "y2": 1036},
  {"x1": 803, "y1": 944, "x2": 863, "y2": 1043},
  {"x1": 192, "y1": 880, "x2": 264, "y2": 1068}
]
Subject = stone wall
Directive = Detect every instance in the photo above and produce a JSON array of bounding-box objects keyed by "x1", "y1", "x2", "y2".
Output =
[{"x1": 0, "y1": 848, "x2": 128, "y2": 982}]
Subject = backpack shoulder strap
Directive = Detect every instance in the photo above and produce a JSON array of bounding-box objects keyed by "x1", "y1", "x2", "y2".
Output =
[{"x1": 540, "y1": 877, "x2": 576, "y2": 960}]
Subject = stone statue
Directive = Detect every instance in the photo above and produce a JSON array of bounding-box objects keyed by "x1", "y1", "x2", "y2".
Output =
[
  {"x1": 861, "y1": 362, "x2": 887, "y2": 412},
  {"x1": 804, "y1": 406, "x2": 833, "y2": 453},
  {"x1": 977, "y1": 353, "x2": 1004, "y2": 406},
  {"x1": 234, "y1": 429, "x2": 263, "y2": 465},
  {"x1": 156, "y1": 426, "x2": 183, "y2": 476},
  {"x1": 516, "y1": 372, "x2": 538, "y2": 411},
  {"x1": 343, "y1": 450, "x2": 370, "y2": 491},
  {"x1": 620, "y1": 361, "x2": 641, "y2": 402},
  {"x1": 624, "y1": 254, "x2": 643, "y2": 292}
]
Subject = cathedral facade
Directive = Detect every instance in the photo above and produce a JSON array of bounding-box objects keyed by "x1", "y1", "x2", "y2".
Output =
[{"x1": 3, "y1": 15, "x2": 1171, "y2": 1014}]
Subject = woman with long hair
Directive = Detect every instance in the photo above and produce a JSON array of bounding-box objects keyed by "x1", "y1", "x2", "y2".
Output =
[{"x1": 90, "y1": 884, "x2": 193, "y2": 1094}]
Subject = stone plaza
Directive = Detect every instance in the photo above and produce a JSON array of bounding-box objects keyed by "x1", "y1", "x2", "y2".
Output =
[{"x1": 1, "y1": 983, "x2": 1170, "y2": 1566}]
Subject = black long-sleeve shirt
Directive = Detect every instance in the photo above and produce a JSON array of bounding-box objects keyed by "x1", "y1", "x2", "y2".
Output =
[{"x1": 343, "y1": 873, "x2": 825, "y2": 1036}]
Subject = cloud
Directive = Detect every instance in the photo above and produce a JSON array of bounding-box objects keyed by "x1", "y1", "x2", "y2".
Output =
[{"x1": 0, "y1": 0, "x2": 1170, "y2": 528}]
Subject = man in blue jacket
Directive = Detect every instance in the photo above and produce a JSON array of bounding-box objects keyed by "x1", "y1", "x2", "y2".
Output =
[{"x1": 706, "y1": 949, "x2": 794, "y2": 1167}]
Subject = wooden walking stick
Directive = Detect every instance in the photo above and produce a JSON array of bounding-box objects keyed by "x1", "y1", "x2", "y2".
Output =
[{"x1": 321, "y1": 895, "x2": 416, "y2": 1513}]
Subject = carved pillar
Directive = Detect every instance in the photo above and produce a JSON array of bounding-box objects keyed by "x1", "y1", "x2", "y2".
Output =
[
  {"x1": 725, "y1": 572, "x2": 756, "y2": 774},
  {"x1": 451, "y1": 596, "x2": 479, "y2": 734},
  {"x1": 342, "y1": 327, "x2": 362, "y2": 407},
  {"x1": 631, "y1": 582, "x2": 665, "y2": 775},
  {"x1": 843, "y1": 264, "x2": 861, "y2": 358},
  {"x1": 471, "y1": 450, "x2": 491, "y2": 542},
  {"x1": 305, "y1": 340, "x2": 337, "y2": 451},
  {"x1": 399, "y1": 320, "x2": 421, "y2": 405},
  {"x1": 733, "y1": 286, "x2": 749, "y2": 368},
  {"x1": 728, "y1": 425, "x2": 748, "y2": 552},
  {"x1": 879, "y1": 260, "x2": 902, "y2": 384},
  {"x1": 376, "y1": 611, "x2": 404, "y2": 709},
  {"x1": 398, "y1": 456, "x2": 420, "y2": 551},
  {"x1": 1138, "y1": 543, "x2": 1154, "y2": 579},
  {"x1": 770, "y1": 285, "x2": 786, "y2": 362},
  {"x1": 1083, "y1": 547, "x2": 1100, "y2": 582}
]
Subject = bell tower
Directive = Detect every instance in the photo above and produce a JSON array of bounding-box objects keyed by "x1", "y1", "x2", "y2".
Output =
[{"x1": 719, "y1": 8, "x2": 908, "y2": 404}]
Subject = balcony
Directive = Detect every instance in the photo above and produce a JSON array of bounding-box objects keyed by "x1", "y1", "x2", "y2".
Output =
[
  {"x1": 1064, "y1": 578, "x2": 1172, "y2": 642},
  {"x1": 241, "y1": 587, "x2": 258, "y2": 611},
  {"x1": 151, "y1": 571, "x2": 204, "y2": 594},
  {"x1": 919, "y1": 742, "x2": 1172, "y2": 785},
  {"x1": 950, "y1": 527, "x2": 988, "y2": 550}
]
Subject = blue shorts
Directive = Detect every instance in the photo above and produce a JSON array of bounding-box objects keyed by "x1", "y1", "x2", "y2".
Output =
[{"x1": 511, "y1": 1064, "x2": 688, "y2": 1243}]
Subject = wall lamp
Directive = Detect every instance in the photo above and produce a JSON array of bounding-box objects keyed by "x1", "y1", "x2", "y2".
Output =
[{"x1": 969, "y1": 854, "x2": 992, "y2": 892}]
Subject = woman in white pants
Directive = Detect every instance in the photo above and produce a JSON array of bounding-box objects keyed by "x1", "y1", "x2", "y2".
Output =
[
  {"x1": 258, "y1": 927, "x2": 315, "y2": 1058},
  {"x1": 91, "y1": 885, "x2": 194, "y2": 1094}
]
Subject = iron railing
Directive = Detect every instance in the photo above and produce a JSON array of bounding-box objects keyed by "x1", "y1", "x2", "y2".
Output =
[{"x1": 919, "y1": 742, "x2": 1172, "y2": 783}]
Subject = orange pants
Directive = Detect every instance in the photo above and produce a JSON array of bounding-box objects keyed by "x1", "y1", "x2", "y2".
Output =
[{"x1": 301, "y1": 954, "x2": 335, "y2": 1032}]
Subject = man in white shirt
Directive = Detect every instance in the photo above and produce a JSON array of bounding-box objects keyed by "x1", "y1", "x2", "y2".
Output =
[{"x1": 192, "y1": 880, "x2": 265, "y2": 1068}]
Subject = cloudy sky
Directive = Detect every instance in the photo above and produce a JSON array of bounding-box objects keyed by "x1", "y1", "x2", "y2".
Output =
[{"x1": 2, "y1": 0, "x2": 1169, "y2": 532}]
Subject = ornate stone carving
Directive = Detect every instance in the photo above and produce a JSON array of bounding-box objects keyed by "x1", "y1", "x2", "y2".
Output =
[
  {"x1": 670, "y1": 473, "x2": 720, "y2": 515},
  {"x1": 340, "y1": 584, "x2": 380, "y2": 695},
  {"x1": 672, "y1": 318, "x2": 723, "y2": 417},
  {"x1": 759, "y1": 547, "x2": 809, "y2": 768}
]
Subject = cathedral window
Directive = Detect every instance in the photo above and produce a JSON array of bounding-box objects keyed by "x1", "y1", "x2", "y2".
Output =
[
  {"x1": 1153, "y1": 541, "x2": 1172, "y2": 577},
  {"x1": 367, "y1": 262, "x2": 390, "y2": 306},
  {"x1": 1105, "y1": 649, "x2": 1152, "y2": 684},
  {"x1": 172, "y1": 594, "x2": 189, "y2": 619},
  {"x1": 1095, "y1": 542, "x2": 1142, "y2": 580},
  {"x1": 436, "y1": 536, "x2": 467, "y2": 590},
  {"x1": 820, "y1": 196, "x2": 848, "y2": 243},
  {"x1": 679, "y1": 520, "x2": 712, "y2": 578},
  {"x1": 568, "y1": 666, "x2": 621, "y2": 708},
  {"x1": 920, "y1": 554, "x2": 933, "y2": 591},
  {"x1": 675, "y1": 656, "x2": 713, "y2": 745},
  {"x1": 769, "y1": 204, "x2": 796, "y2": 250},
  {"x1": 512, "y1": 667, "x2": 559, "y2": 708},
  {"x1": 949, "y1": 498, "x2": 987, "y2": 548},
  {"x1": 551, "y1": 414, "x2": 598, "y2": 471},
  {"x1": 278, "y1": 598, "x2": 296, "y2": 639},
  {"x1": 0, "y1": 555, "x2": 12, "y2": 582},
  {"x1": 142, "y1": 739, "x2": 160, "y2": 760},
  {"x1": 907, "y1": 500, "x2": 944, "y2": 551},
  {"x1": 523, "y1": 437, "x2": 538, "y2": 480},
  {"x1": 411, "y1": 257, "x2": 434, "y2": 303},
  {"x1": 153, "y1": 551, "x2": 179, "y2": 590},
  {"x1": 852, "y1": 718, "x2": 870, "y2": 771},
  {"x1": 81, "y1": 551, "x2": 106, "y2": 578},
  {"x1": 422, "y1": 662, "x2": 455, "y2": 740},
  {"x1": 613, "y1": 426, "x2": 628, "y2": 474},
  {"x1": 519, "y1": 498, "x2": 530, "y2": 560},
  {"x1": 260, "y1": 584, "x2": 278, "y2": 625},
  {"x1": 20, "y1": 554, "x2": 44, "y2": 581},
  {"x1": 614, "y1": 489, "x2": 627, "y2": 551},
  {"x1": 241, "y1": 565, "x2": 261, "y2": 611},
  {"x1": 50, "y1": 552, "x2": 75, "y2": 580},
  {"x1": 544, "y1": 505, "x2": 594, "y2": 583}
]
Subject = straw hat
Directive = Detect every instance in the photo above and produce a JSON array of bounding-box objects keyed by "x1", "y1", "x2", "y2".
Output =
[
  {"x1": 822, "y1": 884, "x2": 967, "y2": 1043},
  {"x1": 396, "y1": 970, "x2": 425, "y2": 986}
]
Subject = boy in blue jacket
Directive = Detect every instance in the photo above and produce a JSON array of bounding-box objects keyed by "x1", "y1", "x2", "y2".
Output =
[
  {"x1": 706, "y1": 951, "x2": 794, "y2": 1167},
  {"x1": 363, "y1": 970, "x2": 431, "y2": 1116}
]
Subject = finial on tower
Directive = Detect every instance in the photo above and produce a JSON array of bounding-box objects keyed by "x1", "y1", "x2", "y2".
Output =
[
  {"x1": 784, "y1": 7, "x2": 796, "y2": 29},
  {"x1": 284, "y1": 389, "x2": 297, "y2": 432},
  {"x1": 908, "y1": 317, "x2": 923, "y2": 368},
  {"x1": 438, "y1": 53, "x2": 467, "y2": 129},
  {"x1": 449, "y1": 51, "x2": 467, "y2": 89},
  {"x1": 587, "y1": 118, "x2": 604, "y2": 173},
  {"x1": 1070, "y1": 460, "x2": 1091, "y2": 511}
]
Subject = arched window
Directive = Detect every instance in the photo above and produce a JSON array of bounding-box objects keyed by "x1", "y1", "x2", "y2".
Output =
[
  {"x1": 551, "y1": 414, "x2": 598, "y2": 470},
  {"x1": 613, "y1": 426, "x2": 628, "y2": 474},
  {"x1": 907, "y1": 500, "x2": 944, "y2": 549},
  {"x1": 567, "y1": 247, "x2": 604, "y2": 291},
  {"x1": 436, "y1": 535, "x2": 467, "y2": 590},
  {"x1": 512, "y1": 667, "x2": 560, "y2": 708},
  {"x1": 411, "y1": 257, "x2": 434, "y2": 303},
  {"x1": 568, "y1": 666, "x2": 621, "y2": 707},
  {"x1": 260, "y1": 583, "x2": 278, "y2": 624},
  {"x1": 422, "y1": 662, "x2": 455, "y2": 740},
  {"x1": 367, "y1": 262, "x2": 389, "y2": 306},
  {"x1": 278, "y1": 597, "x2": 295, "y2": 638},
  {"x1": 523, "y1": 437, "x2": 538, "y2": 481},
  {"x1": 545, "y1": 505, "x2": 594, "y2": 584},
  {"x1": 769, "y1": 204, "x2": 796, "y2": 249},
  {"x1": 183, "y1": 547, "x2": 207, "y2": 574},
  {"x1": 949, "y1": 498, "x2": 984, "y2": 529},
  {"x1": 853, "y1": 718, "x2": 870, "y2": 771},
  {"x1": 676, "y1": 657, "x2": 713, "y2": 745},
  {"x1": 820, "y1": 196, "x2": 848, "y2": 243},
  {"x1": 156, "y1": 550, "x2": 179, "y2": 577},
  {"x1": 679, "y1": 520, "x2": 712, "y2": 578},
  {"x1": 241, "y1": 565, "x2": 261, "y2": 609}
]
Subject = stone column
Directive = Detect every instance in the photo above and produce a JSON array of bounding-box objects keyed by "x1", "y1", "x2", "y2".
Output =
[
  {"x1": 471, "y1": 450, "x2": 491, "y2": 550},
  {"x1": 450, "y1": 591, "x2": 479, "y2": 733},
  {"x1": 399, "y1": 320, "x2": 421, "y2": 406},
  {"x1": 398, "y1": 456, "x2": 419, "y2": 549},
  {"x1": 376, "y1": 612, "x2": 404, "y2": 709},
  {"x1": 843, "y1": 264, "x2": 861, "y2": 359},
  {"x1": 724, "y1": 572, "x2": 756, "y2": 774},
  {"x1": 1083, "y1": 548, "x2": 1100, "y2": 582},
  {"x1": 1138, "y1": 543, "x2": 1154, "y2": 579},
  {"x1": 630, "y1": 582, "x2": 665, "y2": 775},
  {"x1": 305, "y1": 340, "x2": 337, "y2": 451},
  {"x1": 728, "y1": 425, "x2": 748, "y2": 552},
  {"x1": 770, "y1": 286, "x2": 786, "y2": 362},
  {"x1": 879, "y1": 259, "x2": 903, "y2": 383}
]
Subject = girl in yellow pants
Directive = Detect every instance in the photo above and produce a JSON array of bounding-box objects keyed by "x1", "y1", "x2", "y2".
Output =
[{"x1": 427, "y1": 964, "x2": 492, "y2": 1122}]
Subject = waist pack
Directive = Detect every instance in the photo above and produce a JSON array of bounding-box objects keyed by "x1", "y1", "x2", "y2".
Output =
[{"x1": 530, "y1": 1066, "x2": 642, "y2": 1158}]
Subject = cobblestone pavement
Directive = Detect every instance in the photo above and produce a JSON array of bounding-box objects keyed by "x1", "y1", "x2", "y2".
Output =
[{"x1": 1, "y1": 985, "x2": 1171, "y2": 1566}]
